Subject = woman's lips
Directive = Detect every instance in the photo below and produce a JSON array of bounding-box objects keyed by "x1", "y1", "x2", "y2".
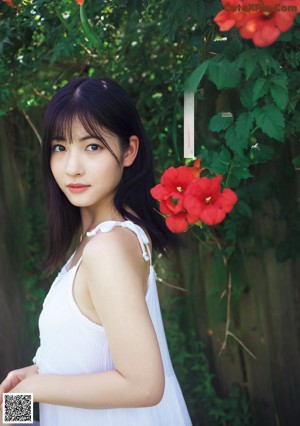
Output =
[{"x1": 67, "y1": 184, "x2": 90, "y2": 193}]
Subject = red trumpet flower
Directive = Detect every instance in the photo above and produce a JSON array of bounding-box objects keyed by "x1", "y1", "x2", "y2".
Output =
[
  {"x1": 214, "y1": 0, "x2": 300, "y2": 47},
  {"x1": 184, "y1": 175, "x2": 238, "y2": 226},
  {"x1": 151, "y1": 161, "x2": 238, "y2": 232}
]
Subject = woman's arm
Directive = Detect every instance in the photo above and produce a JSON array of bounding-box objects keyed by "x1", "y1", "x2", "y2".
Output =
[
  {"x1": 8, "y1": 229, "x2": 165, "y2": 409},
  {"x1": 11, "y1": 368, "x2": 161, "y2": 409},
  {"x1": 0, "y1": 365, "x2": 38, "y2": 404}
]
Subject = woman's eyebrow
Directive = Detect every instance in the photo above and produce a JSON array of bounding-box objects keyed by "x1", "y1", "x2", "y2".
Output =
[
  {"x1": 51, "y1": 135, "x2": 101, "y2": 143},
  {"x1": 51, "y1": 136, "x2": 65, "y2": 141},
  {"x1": 78, "y1": 135, "x2": 100, "y2": 142}
]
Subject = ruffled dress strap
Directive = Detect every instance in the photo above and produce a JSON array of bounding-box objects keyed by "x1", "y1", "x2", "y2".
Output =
[{"x1": 86, "y1": 220, "x2": 152, "y2": 266}]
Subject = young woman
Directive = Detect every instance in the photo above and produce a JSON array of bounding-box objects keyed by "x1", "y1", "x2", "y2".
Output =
[{"x1": 0, "y1": 77, "x2": 193, "y2": 425}]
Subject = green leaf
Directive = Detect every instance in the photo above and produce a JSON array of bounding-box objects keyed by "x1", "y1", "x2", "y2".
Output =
[
  {"x1": 209, "y1": 112, "x2": 234, "y2": 132},
  {"x1": 209, "y1": 147, "x2": 232, "y2": 174},
  {"x1": 223, "y1": 36, "x2": 244, "y2": 59},
  {"x1": 184, "y1": 61, "x2": 209, "y2": 92},
  {"x1": 240, "y1": 81, "x2": 255, "y2": 109},
  {"x1": 80, "y1": 3, "x2": 102, "y2": 51},
  {"x1": 270, "y1": 75, "x2": 288, "y2": 110},
  {"x1": 252, "y1": 105, "x2": 285, "y2": 141},
  {"x1": 208, "y1": 59, "x2": 241, "y2": 90},
  {"x1": 250, "y1": 144, "x2": 274, "y2": 163},
  {"x1": 235, "y1": 113, "x2": 254, "y2": 139},
  {"x1": 232, "y1": 155, "x2": 253, "y2": 180},
  {"x1": 237, "y1": 49, "x2": 258, "y2": 80},
  {"x1": 225, "y1": 124, "x2": 249, "y2": 155},
  {"x1": 253, "y1": 78, "x2": 270, "y2": 103},
  {"x1": 257, "y1": 50, "x2": 281, "y2": 75},
  {"x1": 270, "y1": 85, "x2": 288, "y2": 110}
]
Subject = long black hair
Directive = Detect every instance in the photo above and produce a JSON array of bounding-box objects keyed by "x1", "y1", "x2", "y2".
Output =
[{"x1": 42, "y1": 77, "x2": 182, "y2": 271}]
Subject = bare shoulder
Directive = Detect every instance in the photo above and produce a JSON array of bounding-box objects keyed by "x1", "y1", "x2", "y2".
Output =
[
  {"x1": 83, "y1": 225, "x2": 148, "y2": 266},
  {"x1": 81, "y1": 225, "x2": 150, "y2": 296}
]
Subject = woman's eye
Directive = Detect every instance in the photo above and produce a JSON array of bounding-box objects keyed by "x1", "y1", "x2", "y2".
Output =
[
  {"x1": 52, "y1": 144, "x2": 65, "y2": 152},
  {"x1": 86, "y1": 144, "x2": 102, "y2": 152}
]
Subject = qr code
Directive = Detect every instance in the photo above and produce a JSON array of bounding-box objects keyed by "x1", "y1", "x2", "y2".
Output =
[{"x1": 2, "y1": 393, "x2": 33, "y2": 424}]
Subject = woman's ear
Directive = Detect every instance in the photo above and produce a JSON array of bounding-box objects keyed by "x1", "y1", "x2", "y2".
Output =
[{"x1": 123, "y1": 135, "x2": 139, "y2": 167}]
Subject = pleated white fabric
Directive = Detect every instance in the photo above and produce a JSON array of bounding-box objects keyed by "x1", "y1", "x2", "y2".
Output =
[{"x1": 33, "y1": 220, "x2": 193, "y2": 426}]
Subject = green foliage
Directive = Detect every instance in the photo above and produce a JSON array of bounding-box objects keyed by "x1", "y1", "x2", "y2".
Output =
[
  {"x1": 252, "y1": 105, "x2": 285, "y2": 141},
  {"x1": 162, "y1": 296, "x2": 255, "y2": 426},
  {"x1": 209, "y1": 113, "x2": 234, "y2": 132},
  {"x1": 208, "y1": 57, "x2": 242, "y2": 90}
]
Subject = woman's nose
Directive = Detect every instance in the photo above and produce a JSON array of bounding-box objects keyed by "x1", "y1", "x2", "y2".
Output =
[{"x1": 65, "y1": 151, "x2": 84, "y2": 176}]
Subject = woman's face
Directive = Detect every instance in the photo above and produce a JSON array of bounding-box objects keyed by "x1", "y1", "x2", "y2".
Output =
[{"x1": 50, "y1": 118, "x2": 124, "y2": 215}]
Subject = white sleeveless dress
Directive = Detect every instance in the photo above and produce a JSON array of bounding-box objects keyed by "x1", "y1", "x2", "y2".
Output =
[{"x1": 33, "y1": 220, "x2": 193, "y2": 426}]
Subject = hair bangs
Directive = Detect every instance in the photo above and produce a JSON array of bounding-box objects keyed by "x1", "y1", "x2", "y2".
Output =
[
  {"x1": 49, "y1": 108, "x2": 75, "y2": 143},
  {"x1": 44, "y1": 99, "x2": 121, "y2": 165}
]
